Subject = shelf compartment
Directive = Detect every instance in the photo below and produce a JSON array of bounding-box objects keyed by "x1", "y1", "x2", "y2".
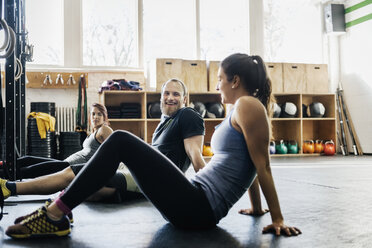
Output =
[
  {"x1": 146, "y1": 120, "x2": 160, "y2": 144},
  {"x1": 274, "y1": 94, "x2": 301, "y2": 118},
  {"x1": 302, "y1": 119, "x2": 336, "y2": 143},
  {"x1": 272, "y1": 119, "x2": 302, "y2": 154},
  {"x1": 103, "y1": 91, "x2": 146, "y2": 119},
  {"x1": 110, "y1": 120, "x2": 145, "y2": 141},
  {"x1": 302, "y1": 94, "x2": 335, "y2": 118}
]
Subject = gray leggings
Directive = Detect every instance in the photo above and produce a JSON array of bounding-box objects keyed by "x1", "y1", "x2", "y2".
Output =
[{"x1": 61, "y1": 130, "x2": 216, "y2": 229}]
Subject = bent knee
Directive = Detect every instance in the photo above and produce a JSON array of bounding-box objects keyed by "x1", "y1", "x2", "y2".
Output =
[
  {"x1": 62, "y1": 167, "x2": 75, "y2": 183},
  {"x1": 110, "y1": 130, "x2": 137, "y2": 143}
]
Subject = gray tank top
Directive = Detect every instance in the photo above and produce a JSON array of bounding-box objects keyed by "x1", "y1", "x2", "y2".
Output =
[
  {"x1": 191, "y1": 109, "x2": 257, "y2": 222},
  {"x1": 64, "y1": 131, "x2": 101, "y2": 165}
]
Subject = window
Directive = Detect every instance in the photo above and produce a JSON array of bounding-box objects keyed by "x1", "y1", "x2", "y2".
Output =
[
  {"x1": 26, "y1": 0, "x2": 64, "y2": 66},
  {"x1": 200, "y1": 0, "x2": 249, "y2": 61},
  {"x1": 25, "y1": 0, "x2": 251, "y2": 69},
  {"x1": 82, "y1": 0, "x2": 138, "y2": 67},
  {"x1": 143, "y1": 0, "x2": 196, "y2": 62},
  {"x1": 263, "y1": 0, "x2": 324, "y2": 63}
]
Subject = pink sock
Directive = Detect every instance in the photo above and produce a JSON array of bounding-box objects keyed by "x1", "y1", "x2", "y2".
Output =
[{"x1": 54, "y1": 197, "x2": 72, "y2": 215}]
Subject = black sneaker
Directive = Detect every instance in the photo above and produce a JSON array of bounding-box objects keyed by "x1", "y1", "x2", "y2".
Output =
[
  {"x1": 14, "y1": 199, "x2": 74, "y2": 224},
  {"x1": 6, "y1": 206, "x2": 71, "y2": 239}
]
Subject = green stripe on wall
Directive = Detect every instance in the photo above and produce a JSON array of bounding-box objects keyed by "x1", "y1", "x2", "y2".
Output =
[
  {"x1": 345, "y1": 0, "x2": 372, "y2": 13},
  {"x1": 346, "y1": 13, "x2": 372, "y2": 27}
]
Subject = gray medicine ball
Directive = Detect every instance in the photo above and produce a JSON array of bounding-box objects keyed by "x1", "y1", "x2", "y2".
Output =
[
  {"x1": 273, "y1": 103, "x2": 281, "y2": 118},
  {"x1": 280, "y1": 102, "x2": 297, "y2": 118},
  {"x1": 308, "y1": 102, "x2": 325, "y2": 118}
]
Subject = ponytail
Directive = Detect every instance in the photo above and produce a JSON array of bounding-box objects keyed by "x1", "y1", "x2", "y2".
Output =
[{"x1": 251, "y1": 55, "x2": 274, "y2": 118}]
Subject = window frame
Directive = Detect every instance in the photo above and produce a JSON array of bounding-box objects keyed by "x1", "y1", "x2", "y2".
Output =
[{"x1": 27, "y1": 0, "x2": 253, "y2": 70}]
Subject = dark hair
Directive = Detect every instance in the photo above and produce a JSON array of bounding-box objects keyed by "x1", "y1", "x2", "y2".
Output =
[
  {"x1": 161, "y1": 78, "x2": 188, "y2": 97},
  {"x1": 220, "y1": 53, "x2": 274, "y2": 117},
  {"x1": 91, "y1": 102, "x2": 109, "y2": 124}
]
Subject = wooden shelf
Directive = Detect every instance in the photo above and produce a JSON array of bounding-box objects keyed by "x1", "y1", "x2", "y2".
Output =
[
  {"x1": 109, "y1": 118, "x2": 145, "y2": 122},
  {"x1": 103, "y1": 91, "x2": 336, "y2": 156},
  {"x1": 103, "y1": 91, "x2": 225, "y2": 144}
]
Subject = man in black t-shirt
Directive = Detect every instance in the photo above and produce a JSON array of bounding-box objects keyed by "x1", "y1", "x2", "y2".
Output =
[{"x1": 152, "y1": 78, "x2": 206, "y2": 173}]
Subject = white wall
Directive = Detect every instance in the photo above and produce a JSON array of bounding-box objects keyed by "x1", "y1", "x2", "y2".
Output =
[{"x1": 339, "y1": 0, "x2": 372, "y2": 153}]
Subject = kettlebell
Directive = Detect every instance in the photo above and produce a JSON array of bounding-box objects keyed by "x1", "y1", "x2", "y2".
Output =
[
  {"x1": 303, "y1": 140, "x2": 315, "y2": 153},
  {"x1": 275, "y1": 140, "x2": 288, "y2": 154},
  {"x1": 314, "y1": 140, "x2": 324, "y2": 153},
  {"x1": 287, "y1": 140, "x2": 299, "y2": 154},
  {"x1": 269, "y1": 141, "x2": 276, "y2": 154},
  {"x1": 324, "y1": 140, "x2": 335, "y2": 156},
  {"x1": 203, "y1": 143, "x2": 213, "y2": 156}
]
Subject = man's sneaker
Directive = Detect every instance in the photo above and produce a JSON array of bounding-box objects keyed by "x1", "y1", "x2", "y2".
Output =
[
  {"x1": 14, "y1": 199, "x2": 74, "y2": 224},
  {"x1": 0, "y1": 178, "x2": 11, "y2": 199},
  {"x1": 6, "y1": 206, "x2": 71, "y2": 239}
]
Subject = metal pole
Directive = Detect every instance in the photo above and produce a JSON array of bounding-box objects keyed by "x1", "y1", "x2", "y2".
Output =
[{"x1": 5, "y1": 0, "x2": 17, "y2": 180}]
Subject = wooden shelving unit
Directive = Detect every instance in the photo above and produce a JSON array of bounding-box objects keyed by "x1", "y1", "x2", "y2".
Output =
[
  {"x1": 103, "y1": 91, "x2": 336, "y2": 156},
  {"x1": 271, "y1": 93, "x2": 336, "y2": 156},
  {"x1": 103, "y1": 91, "x2": 225, "y2": 144}
]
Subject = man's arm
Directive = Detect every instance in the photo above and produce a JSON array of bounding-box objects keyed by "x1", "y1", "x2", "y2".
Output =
[{"x1": 183, "y1": 135, "x2": 206, "y2": 172}]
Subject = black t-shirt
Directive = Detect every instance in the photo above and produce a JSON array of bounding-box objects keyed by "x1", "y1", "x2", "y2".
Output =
[{"x1": 152, "y1": 107, "x2": 205, "y2": 172}]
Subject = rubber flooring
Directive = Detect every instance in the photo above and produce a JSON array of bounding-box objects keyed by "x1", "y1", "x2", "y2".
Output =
[{"x1": 1, "y1": 155, "x2": 371, "y2": 248}]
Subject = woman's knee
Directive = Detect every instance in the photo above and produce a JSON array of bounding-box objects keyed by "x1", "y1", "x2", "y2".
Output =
[
  {"x1": 109, "y1": 130, "x2": 137, "y2": 145},
  {"x1": 61, "y1": 167, "x2": 75, "y2": 183}
]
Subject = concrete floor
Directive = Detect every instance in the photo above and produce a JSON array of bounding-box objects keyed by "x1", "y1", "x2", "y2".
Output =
[{"x1": 1, "y1": 155, "x2": 372, "y2": 248}]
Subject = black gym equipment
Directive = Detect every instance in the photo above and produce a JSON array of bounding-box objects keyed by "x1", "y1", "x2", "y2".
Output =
[
  {"x1": 2, "y1": 0, "x2": 28, "y2": 180},
  {"x1": 307, "y1": 102, "x2": 325, "y2": 118},
  {"x1": 190, "y1": 102, "x2": 206, "y2": 118},
  {"x1": 27, "y1": 118, "x2": 57, "y2": 158},
  {"x1": 59, "y1": 132, "x2": 82, "y2": 160},
  {"x1": 120, "y1": 103, "x2": 141, "y2": 118},
  {"x1": 147, "y1": 102, "x2": 161, "y2": 118},
  {"x1": 280, "y1": 102, "x2": 297, "y2": 118},
  {"x1": 30, "y1": 102, "x2": 56, "y2": 117},
  {"x1": 273, "y1": 103, "x2": 281, "y2": 118},
  {"x1": 205, "y1": 102, "x2": 225, "y2": 118},
  {"x1": 302, "y1": 104, "x2": 308, "y2": 117}
]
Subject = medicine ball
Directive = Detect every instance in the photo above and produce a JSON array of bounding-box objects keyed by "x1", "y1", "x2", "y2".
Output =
[
  {"x1": 302, "y1": 104, "x2": 308, "y2": 117},
  {"x1": 273, "y1": 103, "x2": 281, "y2": 118},
  {"x1": 206, "y1": 102, "x2": 225, "y2": 118},
  {"x1": 308, "y1": 102, "x2": 325, "y2": 118},
  {"x1": 190, "y1": 102, "x2": 206, "y2": 118},
  {"x1": 147, "y1": 102, "x2": 162, "y2": 118},
  {"x1": 280, "y1": 102, "x2": 297, "y2": 118}
]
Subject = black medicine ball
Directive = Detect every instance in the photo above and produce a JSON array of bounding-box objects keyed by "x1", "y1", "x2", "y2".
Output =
[
  {"x1": 147, "y1": 102, "x2": 161, "y2": 118},
  {"x1": 280, "y1": 102, "x2": 297, "y2": 118},
  {"x1": 302, "y1": 104, "x2": 308, "y2": 117},
  {"x1": 190, "y1": 102, "x2": 206, "y2": 118},
  {"x1": 206, "y1": 102, "x2": 225, "y2": 118},
  {"x1": 308, "y1": 102, "x2": 325, "y2": 118},
  {"x1": 273, "y1": 103, "x2": 281, "y2": 118}
]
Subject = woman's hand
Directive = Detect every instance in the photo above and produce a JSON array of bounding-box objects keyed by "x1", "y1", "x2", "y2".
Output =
[
  {"x1": 262, "y1": 221, "x2": 301, "y2": 236},
  {"x1": 238, "y1": 208, "x2": 269, "y2": 216}
]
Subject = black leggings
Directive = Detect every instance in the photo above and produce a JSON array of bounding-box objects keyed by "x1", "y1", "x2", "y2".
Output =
[
  {"x1": 16, "y1": 156, "x2": 70, "y2": 179},
  {"x1": 61, "y1": 130, "x2": 216, "y2": 229}
]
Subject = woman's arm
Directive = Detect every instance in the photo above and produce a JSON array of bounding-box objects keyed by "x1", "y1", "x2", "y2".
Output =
[
  {"x1": 239, "y1": 178, "x2": 269, "y2": 216},
  {"x1": 95, "y1": 125, "x2": 114, "y2": 144},
  {"x1": 232, "y1": 96, "x2": 300, "y2": 236}
]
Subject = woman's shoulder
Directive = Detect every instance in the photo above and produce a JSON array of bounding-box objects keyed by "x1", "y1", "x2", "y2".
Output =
[
  {"x1": 97, "y1": 124, "x2": 113, "y2": 135},
  {"x1": 235, "y1": 96, "x2": 264, "y2": 113}
]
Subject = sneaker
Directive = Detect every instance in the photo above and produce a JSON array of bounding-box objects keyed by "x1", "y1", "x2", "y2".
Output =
[
  {"x1": 14, "y1": 199, "x2": 74, "y2": 224},
  {"x1": 6, "y1": 206, "x2": 71, "y2": 239},
  {"x1": 0, "y1": 178, "x2": 11, "y2": 199}
]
